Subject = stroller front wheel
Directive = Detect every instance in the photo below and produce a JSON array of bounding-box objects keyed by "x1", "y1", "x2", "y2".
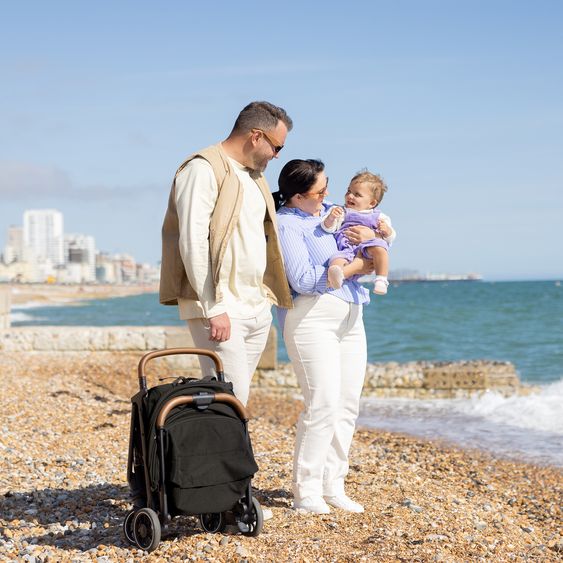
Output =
[
  {"x1": 199, "y1": 511, "x2": 227, "y2": 533},
  {"x1": 237, "y1": 497, "x2": 263, "y2": 537},
  {"x1": 133, "y1": 507, "x2": 161, "y2": 552}
]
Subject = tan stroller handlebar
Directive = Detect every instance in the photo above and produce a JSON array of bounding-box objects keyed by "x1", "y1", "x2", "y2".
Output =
[{"x1": 138, "y1": 348, "x2": 225, "y2": 391}]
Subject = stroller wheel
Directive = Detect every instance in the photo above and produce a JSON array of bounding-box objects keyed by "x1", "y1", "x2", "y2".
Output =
[
  {"x1": 123, "y1": 509, "x2": 137, "y2": 545},
  {"x1": 133, "y1": 507, "x2": 161, "y2": 552},
  {"x1": 199, "y1": 512, "x2": 227, "y2": 533},
  {"x1": 237, "y1": 497, "x2": 263, "y2": 537}
]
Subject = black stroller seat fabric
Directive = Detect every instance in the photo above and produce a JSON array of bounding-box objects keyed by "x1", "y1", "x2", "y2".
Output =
[
  {"x1": 166, "y1": 407, "x2": 258, "y2": 514},
  {"x1": 137, "y1": 377, "x2": 258, "y2": 516}
]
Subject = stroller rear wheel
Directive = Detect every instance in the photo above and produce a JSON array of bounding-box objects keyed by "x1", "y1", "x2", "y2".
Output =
[
  {"x1": 123, "y1": 509, "x2": 137, "y2": 545},
  {"x1": 199, "y1": 511, "x2": 227, "y2": 533},
  {"x1": 133, "y1": 507, "x2": 161, "y2": 552},
  {"x1": 237, "y1": 497, "x2": 263, "y2": 537}
]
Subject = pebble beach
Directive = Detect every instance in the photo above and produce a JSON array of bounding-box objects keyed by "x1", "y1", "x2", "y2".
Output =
[{"x1": 1, "y1": 351, "x2": 561, "y2": 562}]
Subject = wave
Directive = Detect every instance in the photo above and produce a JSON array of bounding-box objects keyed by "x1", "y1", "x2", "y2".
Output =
[
  {"x1": 359, "y1": 379, "x2": 563, "y2": 466},
  {"x1": 10, "y1": 311, "x2": 47, "y2": 323},
  {"x1": 11, "y1": 299, "x2": 79, "y2": 310},
  {"x1": 458, "y1": 379, "x2": 563, "y2": 434}
]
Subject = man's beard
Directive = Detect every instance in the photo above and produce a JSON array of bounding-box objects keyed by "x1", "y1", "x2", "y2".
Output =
[{"x1": 249, "y1": 153, "x2": 269, "y2": 173}]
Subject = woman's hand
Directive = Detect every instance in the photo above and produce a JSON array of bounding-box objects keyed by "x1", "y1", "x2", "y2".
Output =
[
  {"x1": 344, "y1": 225, "x2": 377, "y2": 244},
  {"x1": 342, "y1": 256, "x2": 374, "y2": 278},
  {"x1": 377, "y1": 219, "x2": 392, "y2": 238}
]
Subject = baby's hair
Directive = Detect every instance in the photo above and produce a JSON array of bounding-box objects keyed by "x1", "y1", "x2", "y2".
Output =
[{"x1": 350, "y1": 169, "x2": 388, "y2": 204}]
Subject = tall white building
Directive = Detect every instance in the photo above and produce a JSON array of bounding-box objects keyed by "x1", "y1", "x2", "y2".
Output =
[{"x1": 23, "y1": 209, "x2": 64, "y2": 266}]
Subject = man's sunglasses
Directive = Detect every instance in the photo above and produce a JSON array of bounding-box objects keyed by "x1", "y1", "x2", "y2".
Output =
[{"x1": 254, "y1": 129, "x2": 284, "y2": 154}]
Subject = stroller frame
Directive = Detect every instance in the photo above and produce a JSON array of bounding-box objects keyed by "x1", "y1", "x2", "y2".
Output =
[{"x1": 123, "y1": 348, "x2": 263, "y2": 552}]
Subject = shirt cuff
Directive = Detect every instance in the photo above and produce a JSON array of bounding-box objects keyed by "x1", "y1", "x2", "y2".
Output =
[{"x1": 202, "y1": 300, "x2": 227, "y2": 319}]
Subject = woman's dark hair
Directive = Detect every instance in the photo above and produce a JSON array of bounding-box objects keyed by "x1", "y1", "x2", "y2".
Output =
[{"x1": 272, "y1": 159, "x2": 325, "y2": 210}]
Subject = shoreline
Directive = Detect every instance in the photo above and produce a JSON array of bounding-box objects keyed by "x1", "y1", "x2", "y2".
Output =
[
  {"x1": 1, "y1": 351, "x2": 561, "y2": 561},
  {"x1": 4, "y1": 282, "x2": 159, "y2": 307}
]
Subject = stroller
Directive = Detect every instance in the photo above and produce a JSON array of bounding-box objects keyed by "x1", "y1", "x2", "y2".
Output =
[{"x1": 123, "y1": 347, "x2": 263, "y2": 552}]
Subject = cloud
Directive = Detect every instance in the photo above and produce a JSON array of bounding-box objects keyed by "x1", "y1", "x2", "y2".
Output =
[
  {"x1": 0, "y1": 161, "x2": 73, "y2": 196},
  {"x1": 0, "y1": 161, "x2": 159, "y2": 200}
]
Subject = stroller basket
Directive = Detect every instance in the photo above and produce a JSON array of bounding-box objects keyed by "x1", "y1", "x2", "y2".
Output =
[{"x1": 123, "y1": 348, "x2": 263, "y2": 552}]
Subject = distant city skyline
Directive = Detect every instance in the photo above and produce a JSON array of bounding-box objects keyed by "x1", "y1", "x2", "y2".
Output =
[
  {"x1": 1, "y1": 1, "x2": 562, "y2": 281},
  {"x1": 1, "y1": 207, "x2": 159, "y2": 284}
]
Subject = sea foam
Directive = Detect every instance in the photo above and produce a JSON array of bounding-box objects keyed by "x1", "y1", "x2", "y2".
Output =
[
  {"x1": 359, "y1": 379, "x2": 563, "y2": 466},
  {"x1": 458, "y1": 379, "x2": 563, "y2": 434},
  {"x1": 10, "y1": 311, "x2": 46, "y2": 323}
]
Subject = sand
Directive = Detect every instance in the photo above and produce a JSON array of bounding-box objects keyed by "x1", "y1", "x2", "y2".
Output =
[{"x1": 6, "y1": 283, "x2": 159, "y2": 307}]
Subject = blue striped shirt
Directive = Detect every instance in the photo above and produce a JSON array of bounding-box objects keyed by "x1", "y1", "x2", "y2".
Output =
[{"x1": 276, "y1": 202, "x2": 370, "y2": 321}]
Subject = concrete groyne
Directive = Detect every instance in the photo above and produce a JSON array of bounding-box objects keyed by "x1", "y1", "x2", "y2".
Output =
[{"x1": 0, "y1": 325, "x2": 524, "y2": 398}]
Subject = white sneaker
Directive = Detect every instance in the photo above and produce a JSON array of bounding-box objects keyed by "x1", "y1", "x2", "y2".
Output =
[
  {"x1": 373, "y1": 276, "x2": 389, "y2": 295},
  {"x1": 324, "y1": 494, "x2": 364, "y2": 513},
  {"x1": 327, "y1": 265, "x2": 345, "y2": 289},
  {"x1": 293, "y1": 496, "x2": 331, "y2": 514}
]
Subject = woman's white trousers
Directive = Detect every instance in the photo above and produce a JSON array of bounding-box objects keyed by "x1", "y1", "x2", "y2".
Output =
[{"x1": 283, "y1": 293, "x2": 366, "y2": 501}]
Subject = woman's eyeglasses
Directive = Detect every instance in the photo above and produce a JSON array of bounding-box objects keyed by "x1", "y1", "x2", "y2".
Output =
[
  {"x1": 302, "y1": 181, "x2": 329, "y2": 200},
  {"x1": 254, "y1": 129, "x2": 284, "y2": 154}
]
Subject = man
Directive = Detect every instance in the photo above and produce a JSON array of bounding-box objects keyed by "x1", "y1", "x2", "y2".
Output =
[{"x1": 160, "y1": 101, "x2": 293, "y2": 405}]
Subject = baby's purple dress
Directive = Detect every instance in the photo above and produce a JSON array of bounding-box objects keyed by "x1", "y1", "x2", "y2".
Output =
[{"x1": 333, "y1": 208, "x2": 389, "y2": 263}]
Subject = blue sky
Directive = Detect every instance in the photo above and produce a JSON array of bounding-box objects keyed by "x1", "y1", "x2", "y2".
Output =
[{"x1": 1, "y1": 1, "x2": 562, "y2": 280}]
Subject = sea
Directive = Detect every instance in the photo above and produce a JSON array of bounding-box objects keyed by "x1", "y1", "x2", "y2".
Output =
[{"x1": 11, "y1": 280, "x2": 563, "y2": 467}]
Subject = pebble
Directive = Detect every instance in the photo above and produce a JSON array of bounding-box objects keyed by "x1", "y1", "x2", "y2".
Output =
[
  {"x1": 402, "y1": 499, "x2": 424, "y2": 513},
  {"x1": 426, "y1": 534, "x2": 448, "y2": 542}
]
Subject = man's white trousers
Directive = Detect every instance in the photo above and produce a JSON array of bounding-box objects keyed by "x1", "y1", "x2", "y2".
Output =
[{"x1": 187, "y1": 305, "x2": 272, "y2": 406}]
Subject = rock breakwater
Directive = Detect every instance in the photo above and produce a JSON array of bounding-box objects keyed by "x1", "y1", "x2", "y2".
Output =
[{"x1": 0, "y1": 326, "x2": 526, "y2": 398}]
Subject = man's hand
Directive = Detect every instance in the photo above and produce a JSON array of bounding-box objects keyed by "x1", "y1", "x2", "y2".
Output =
[{"x1": 208, "y1": 312, "x2": 231, "y2": 342}]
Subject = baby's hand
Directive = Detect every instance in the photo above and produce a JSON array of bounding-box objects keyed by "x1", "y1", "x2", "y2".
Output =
[
  {"x1": 329, "y1": 206, "x2": 344, "y2": 219},
  {"x1": 323, "y1": 206, "x2": 344, "y2": 228}
]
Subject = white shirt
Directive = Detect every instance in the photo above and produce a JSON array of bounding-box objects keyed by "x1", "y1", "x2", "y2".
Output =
[{"x1": 176, "y1": 157, "x2": 269, "y2": 320}]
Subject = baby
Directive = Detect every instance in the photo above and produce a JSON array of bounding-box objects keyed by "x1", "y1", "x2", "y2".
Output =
[{"x1": 321, "y1": 170, "x2": 395, "y2": 294}]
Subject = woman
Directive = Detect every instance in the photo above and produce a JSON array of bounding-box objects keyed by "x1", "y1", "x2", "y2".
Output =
[{"x1": 273, "y1": 159, "x2": 378, "y2": 514}]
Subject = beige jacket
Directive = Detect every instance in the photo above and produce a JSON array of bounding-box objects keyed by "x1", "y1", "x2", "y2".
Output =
[{"x1": 159, "y1": 143, "x2": 292, "y2": 310}]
